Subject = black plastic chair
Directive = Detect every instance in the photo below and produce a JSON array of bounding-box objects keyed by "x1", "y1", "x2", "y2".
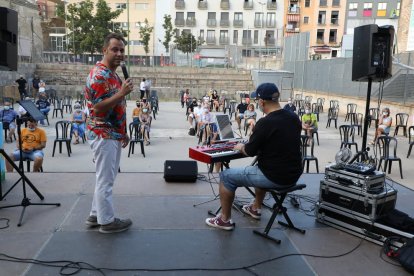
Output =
[
  {"x1": 408, "y1": 126, "x2": 414, "y2": 158},
  {"x1": 311, "y1": 103, "x2": 320, "y2": 122},
  {"x1": 300, "y1": 135, "x2": 319, "y2": 173},
  {"x1": 326, "y1": 107, "x2": 338, "y2": 129},
  {"x1": 339, "y1": 125, "x2": 358, "y2": 153},
  {"x1": 394, "y1": 113, "x2": 409, "y2": 137},
  {"x1": 345, "y1": 103, "x2": 357, "y2": 122},
  {"x1": 23, "y1": 159, "x2": 44, "y2": 172},
  {"x1": 62, "y1": 96, "x2": 73, "y2": 114},
  {"x1": 128, "y1": 122, "x2": 145, "y2": 157},
  {"x1": 316, "y1": 97, "x2": 325, "y2": 113},
  {"x1": 350, "y1": 113, "x2": 363, "y2": 136},
  {"x1": 52, "y1": 120, "x2": 72, "y2": 157},
  {"x1": 368, "y1": 108, "x2": 379, "y2": 128},
  {"x1": 304, "y1": 96, "x2": 312, "y2": 105},
  {"x1": 46, "y1": 89, "x2": 57, "y2": 106},
  {"x1": 329, "y1": 100, "x2": 339, "y2": 110},
  {"x1": 376, "y1": 136, "x2": 403, "y2": 179},
  {"x1": 52, "y1": 98, "x2": 64, "y2": 118},
  {"x1": 2, "y1": 121, "x2": 16, "y2": 142}
]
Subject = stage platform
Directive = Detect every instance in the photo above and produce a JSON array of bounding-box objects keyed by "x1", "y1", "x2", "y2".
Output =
[{"x1": 0, "y1": 172, "x2": 412, "y2": 276}]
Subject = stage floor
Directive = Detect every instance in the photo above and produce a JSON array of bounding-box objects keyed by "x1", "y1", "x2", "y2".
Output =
[{"x1": 0, "y1": 172, "x2": 412, "y2": 275}]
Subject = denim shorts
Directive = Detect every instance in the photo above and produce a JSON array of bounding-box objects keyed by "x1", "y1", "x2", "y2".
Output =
[
  {"x1": 13, "y1": 150, "x2": 44, "y2": 161},
  {"x1": 220, "y1": 165, "x2": 287, "y2": 192}
]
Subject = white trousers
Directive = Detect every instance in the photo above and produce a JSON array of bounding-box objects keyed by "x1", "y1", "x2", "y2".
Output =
[{"x1": 89, "y1": 137, "x2": 122, "y2": 225}]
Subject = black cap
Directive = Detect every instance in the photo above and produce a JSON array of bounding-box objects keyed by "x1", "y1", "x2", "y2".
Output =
[{"x1": 256, "y1": 83, "x2": 279, "y2": 101}]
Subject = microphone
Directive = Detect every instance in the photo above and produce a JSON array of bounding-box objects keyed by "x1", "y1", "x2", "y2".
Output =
[{"x1": 120, "y1": 61, "x2": 129, "y2": 80}]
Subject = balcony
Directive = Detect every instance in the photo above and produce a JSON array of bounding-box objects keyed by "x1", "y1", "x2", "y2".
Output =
[
  {"x1": 233, "y1": 19, "x2": 243, "y2": 28},
  {"x1": 207, "y1": 19, "x2": 217, "y2": 27},
  {"x1": 329, "y1": 39, "x2": 337, "y2": 44},
  {"x1": 175, "y1": 18, "x2": 185, "y2": 27},
  {"x1": 186, "y1": 18, "x2": 196, "y2": 27},
  {"x1": 242, "y1": 37, "x2": 252, "y2": 45},
  {"x1": 316, "y1": 38, "x2": 324, "y2": 44},
  {"x1": 244, "y1": 2, "x2": 253, "y2": 9},
  {"x1": 175, "y1": 0, "x2": 185, "y2": 9},
  {"x1": 265, "y1": 37, "x2": 276, "y2": 46},
  {"x1": 267, "y1": 2, "x2": 277, "y2": 10},
  {"x1": 254, "y1": 19, "x2": 263, "y2": 28},
  {"x1": 266, "y1": 21, "x2": 276, "y2": 28},
  {"x1": 206, "y1": 37, "x2": 216, "y2": 45},
  {"x1": 286, "y1": 26, "x2": 300, "y2": 33},
  {"x1": 198, "y1": 1, "x2": 207, "y2": 9},
  {"x1": 219, "y1": 37, "x2": 229, "y2": 45},
  {"x1": 220, "y1": 19, "x2": 230, "y2": 27},
  {"x1": 287, "y1": 7, "x2": 300, "y2": 14},
  {"x1": 221, "y1": 0, "x2": 230, "y2": 10}
]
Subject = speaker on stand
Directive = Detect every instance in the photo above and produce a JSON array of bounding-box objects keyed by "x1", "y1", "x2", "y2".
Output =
[
  {"x1": 350, "y1": 24, "x2": 394, "y2": 163},
  {"x1": 0, "y1": 7, "x2": 18, "y2": 71}
]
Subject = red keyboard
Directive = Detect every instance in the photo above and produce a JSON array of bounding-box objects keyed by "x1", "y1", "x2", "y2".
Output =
[{"x1": 189, "y1": 141, "x2": 246, "y2": 164}]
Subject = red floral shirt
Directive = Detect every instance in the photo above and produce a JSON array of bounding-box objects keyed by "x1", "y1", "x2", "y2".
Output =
[{"x1": 84, "y1": 62, "x2": 126, "y2": 140}]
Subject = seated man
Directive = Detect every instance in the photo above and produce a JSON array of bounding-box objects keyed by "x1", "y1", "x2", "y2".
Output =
[
  {"x1": 35, "y1": 92, "x2": 50, "y2": 126},
  {"x1": 198, "y1": 106, "x2": 217, "y2": 145},
  {"x1": 5, "y1": 117, "x2": 47, "y2": 172},
  {"x1": 71, "y1": 102, "x2": 86, "y2": 144},
  {"x1": 205, "y1": 83, "x2": 302, "y2": 230},
  {"x1": 235, "y1": 98, "x2": 248, "y2": 129},
  {"x1": 0, "y1": 101, "x2": 18, "y2": 142},
  {"x1": 301, "y1": 105, "x2": 318, "y2": 145},
  {"x1": 283, "y1": 97, "x2": 297, "y2": 113}
]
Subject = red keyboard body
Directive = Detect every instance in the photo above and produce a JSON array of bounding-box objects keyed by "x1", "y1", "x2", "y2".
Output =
[{"x1": 189, "y1": 141, "x2": 246, "y2": 164}]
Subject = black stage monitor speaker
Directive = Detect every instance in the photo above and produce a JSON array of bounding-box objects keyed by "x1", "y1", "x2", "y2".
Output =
[
  {"x1": 352, "y1": 24, "x2": 394, "y2": 82},
  {"x1": 0, "y1": 7, "x2": 18, "y2": 71},
  {"x1": 164, "y1": 160, "x2": 198, "y2": 182}
]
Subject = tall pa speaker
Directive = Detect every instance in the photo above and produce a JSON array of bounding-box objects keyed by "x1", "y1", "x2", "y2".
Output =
[
  {"x1": 0, "y1": 7, "x2": 18, "y2": 71},
  {"x1": 164, "y1": 160, "x2": 198, "y2": 182},
  {"x1": 352, "y1": 24, "x2": 394, "y2": 82}
]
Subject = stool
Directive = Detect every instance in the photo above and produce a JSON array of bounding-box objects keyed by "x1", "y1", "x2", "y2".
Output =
[{"x1": 253, "y1": 184, "x2": 306, "y2": 244}]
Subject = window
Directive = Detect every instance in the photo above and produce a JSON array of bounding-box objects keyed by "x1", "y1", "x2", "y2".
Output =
[
  {"x1": 234, "y1": 12, "x2": 243, "y2": 21},
  {"x1": 254, "y1": 30, "x2": 258, "y2": 44},
  {"x1": 129, "y1": 40, "x2": 144, "y2": 46},
  {"x1": 115, "y1": 3, "x2": 127, "y2": 9},
  {"x1": 329, "y1": 29, "x2": 337, "y2": 43},
  {"x1": 305, "y1": 0, "x2": 310, "y2": 7},
  {"x1": 207, "y1": 30, "x2": 215, "y2": 39},
  {"x1": 377, "y1": 3, "x2": 387, "y2": 17},
  {"x1": 120, "y1": 22, "x2": 128, "y2": 30},
  {"x1": 348, "y1": 2, "x2": 358, "y2": 16},
  {"x1": 318, "y1": 11, "x2": 326, "y2": 24},
  {"x1": 317, "y1": 29, "x2": 324, "y2": 44},
  {"x1": 304, "y1": 16, "x2": 309, "y2": 24},
  {"x1": 319, "y1": 0, "x2": 327, "y2": 7},
  {"x1": 255, "y1": 12, "x2": 264, "y2": 26},
  {"x1": 233, "y1": 30, "x2": 238, "y2": 44},
  {"x1": 208, "y1": 12, "x2": 216, "y2": 20},
  {"x1": 199, "y1": 30, "x2": 204, "y2": 40},
  {"x1": 220, "y1": 30, "x2": 228, "y2": 39},
  {"x1": 187, "y1": 12, "x2": 195, "y2": 20},
  {"x1": 135, "y1": 3, "x2": 148, "y2": 9},
  {"x1": 176, "y1": 12, "x2": 184, "y2": 20},
  {"x1": 332, "y1": 50, "x2": 338, "y2": 58},
  {"x1": 221, "y1": 12, "x2": 229, "y2": 20},
  {"x1": 332, "y1": 0, "x2": 340, "y2": 7},
  {"x1": 243, "y1": 30, "x2": 251, "y2": 39},
  {"x1": 363, "y1": 3, "x2": 373, "y2": 17},
  {"x1": 331, "y1": 11, "x2": 339, "y2": 24},
  {"x1": 266, "y1": 12, "x2": 276, "y2": 27}
]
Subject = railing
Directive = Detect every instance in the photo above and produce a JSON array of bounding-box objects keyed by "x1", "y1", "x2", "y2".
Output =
[
  {"x1": 206, "y1": 37, "x2": 216, "y2": 44},
  {"x1": 266, "y1": 37, "x2": 276, "y2": 46},
  {"x1": 317, "y1": 38, "x2": 324, "y2": 44},
  {"x1": 266, "y1": 21, "x2": 276, "y2": 28},
  {"x1": 175, "y1": 18, "x2": 185, "y2": 27},
  {"x1": 221, "y1": 0, "x2": 230, "y2": 10},
  {"x1": 244, "y1": 2, "x2": 253, "y2": 9},
  {"x1": 254, "y1": 19, "x2": 263, "y2": 28},
  {"x1": 207, "y1": 19, "x2": 217, "y2": 27},
  {"x1": 198, "y1": 1, "x2": 207, "y2": 9},
  {"x1": 287, "y1": 7, "x2": 300, "y2": 14},
  {"x1": 233, "y1": 19, "x2": 243, "y2": 28},
  {"x1": 220, "y1": 19, "x2": 230, "y2": 27},
  {"x1": 219, "y1": 37, "x2": 229, "y2": 44},
  {"x1": 186, "y1": 18, "x2": 196, "y2": 27},
  {"x1": 242, "y1": 37, "x2": 252, "y2": 45},
  {"x1": 175, "y1": 0, "x2": 185, "y2": 9},
  {"x1": 267, "y1": 2, "x2": 277, "y2": 9}
]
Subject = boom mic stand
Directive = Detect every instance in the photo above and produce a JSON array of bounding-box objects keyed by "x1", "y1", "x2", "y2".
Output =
[{"x1": 0, "y1": 100, "x2": 60, "y2": 226}]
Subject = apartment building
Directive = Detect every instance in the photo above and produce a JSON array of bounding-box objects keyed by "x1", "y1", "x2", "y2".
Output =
[
  {"x1": 397, "y1": 0, "x2": 413, "y2": 52},
  {"x1": 171, "y1": 0, "x2": 284, "y2": 67}
]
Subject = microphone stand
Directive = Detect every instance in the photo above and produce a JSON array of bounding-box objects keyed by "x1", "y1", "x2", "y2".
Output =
[{"x1": 0, "y1": 116, "x2": 60, "y2": 227}]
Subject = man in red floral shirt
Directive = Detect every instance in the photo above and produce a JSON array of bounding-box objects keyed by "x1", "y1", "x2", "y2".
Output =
[{"x1": 84, "y1": 33, "x2": 133, "y2": 234}]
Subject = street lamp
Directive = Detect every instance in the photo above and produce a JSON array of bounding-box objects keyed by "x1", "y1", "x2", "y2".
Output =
[{"x1": 256, "y1": 0, "x2": 266, "y2": 70}]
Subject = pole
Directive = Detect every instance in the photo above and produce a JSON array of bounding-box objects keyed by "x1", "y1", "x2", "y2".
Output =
[{"x1": 127, "y1": 0, "x2": 130, "y2": 72}]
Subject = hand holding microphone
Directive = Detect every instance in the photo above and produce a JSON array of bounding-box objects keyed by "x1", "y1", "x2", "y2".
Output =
[{"x1": 120, "y1": 61, "x2": 133, "y2": 96}]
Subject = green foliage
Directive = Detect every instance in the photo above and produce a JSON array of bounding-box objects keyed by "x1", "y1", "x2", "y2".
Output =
[
  {"x1": 161, "y1": 15, "x2": 176, "y2": 53},
  {"x1": 138, "y1": 18, "x2": 154, "y2": 55},
  {"x1": 174, "y1": 32, "x2": 200, "y2": 55},
  {"x1": 59, "y1": 0, "x2": 127, "y2": 55}
]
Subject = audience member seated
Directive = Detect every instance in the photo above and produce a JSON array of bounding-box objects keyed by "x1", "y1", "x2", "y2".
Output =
[
  {"x1": 211, "y1": 90, "x2": 220, "y2": 112},
  {"x1": 132, "y1": 100, "x2": 141, "y2": 123},
  {"x1": 199, "y1": 106, "x2": 218, "y2": 145},
  {"x1": 187, "y1": 98, "x2": 198, "y2": 131},
  {"x1": 35, "y1": 92, "x2": 50, "y2": 126},
  {"x1": 301, "y1": 105, "x2": 318, "y2": 145},
  {"x1": 0, "y1": 101, "x2": 18, "y2": 142},
  {"x1": 370, "y1": 107, "x2": 392, "y2": 145},
  {"x1": 283, "y1": 97, "x2": 297, "y2": 113},
  {"x1": 71, "y1": 102, "x2": 86, "y2": 144},
  {"x1": 236, "y1": 99, "x2": 249, "y2": 129},
  {"x1": 5, "y1": 117, "x2": 46, "y2": 172},
  {"x1": 183, "y1": 89, "x2": 190, "y2": 106},
  {"x1": 202, "y1": 93, "x2": 210, "y2": 107},
  {"x1": 139, "y1": 106, "x2": 151, "y2": 145},
  {"x1": 244, "y1": 103, "x2": 257, "y2": 136}
]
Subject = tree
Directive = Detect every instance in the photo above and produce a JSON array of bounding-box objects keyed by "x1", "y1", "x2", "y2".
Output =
[
  {"x1": 161, "y1": 15, "x2": 176, "y2": 53},
  {"x1": 56, "y1": 0, "x2": 126, "y2": 57},
  {"x1": 174, "y1": 32, "x2": 201, "y2": 64},
  {"x1": 138, "y1": 19, "x2": 154, "y2": 56}
]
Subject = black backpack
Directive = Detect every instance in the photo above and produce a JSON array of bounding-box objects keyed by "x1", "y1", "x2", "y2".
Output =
[
  {"x1": 399, "y1": 238, "x2": 414, "y2": 273},
  {"x1": 188, "y1": 128, "x2": 196, "y2": 136}
]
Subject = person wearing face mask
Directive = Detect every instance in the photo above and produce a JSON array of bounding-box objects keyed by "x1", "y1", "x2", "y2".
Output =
[
  {"x1": 199, "y1": 106, "x2": 217, "y2": 145},
  {"x1": 301, "y1": 105, "x2": 318, "y2": 145},
  {"x1": 211, "y1": 90, "x2": 220, "y2": 112},
  {"x1": 5, "y1": 117, "x2": 46, "y2": 172},
  {"x1": 205, "y1": 83, "x2": 302, "y2": 230},
  {"x1": 371, "y1": 107, "x2": 392, "y2": 145},
  {"x1": 71, "y1": 103, "x2": 86, "y2": 144},
  {"x1": 236, "y1": 98, "x2": 249, "y2": 129},
  {"x1": 283, "y1": 97, "x2": 297, "y2": 113},
  {"x1": 0, "y1": 102, "x2": 19, "y2": 142},
  {"x1": 35, "y1": 93, "x2": 51, "y2": 126},
  {"x1": 132, "y1": 100, "x2": 141, "y2": 123},
  {"x1": 139, "y1": 106, "x2": 151, "y2": 145},
  {"x1": 187, "y1": 98, "x2": 198, "y2": 133}
]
